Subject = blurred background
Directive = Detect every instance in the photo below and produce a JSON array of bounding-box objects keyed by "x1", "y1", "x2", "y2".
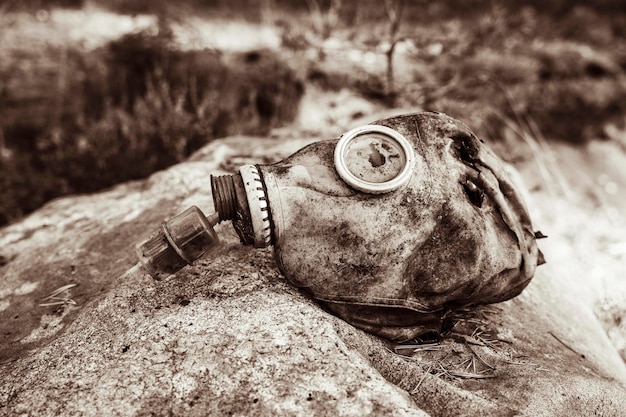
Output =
[{"x1": 0, "y1": 0, "x2": 625, "y2": 227}]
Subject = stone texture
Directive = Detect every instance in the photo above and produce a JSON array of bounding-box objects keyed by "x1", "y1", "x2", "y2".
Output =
[{"x1": 1, "y1": 135, "x2": 625, "y2": 416}]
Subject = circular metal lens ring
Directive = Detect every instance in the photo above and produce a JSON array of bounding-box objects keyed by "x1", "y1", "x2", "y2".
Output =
[{"x1": 334, "y1": 125, "x2": 416, "y2": 194}]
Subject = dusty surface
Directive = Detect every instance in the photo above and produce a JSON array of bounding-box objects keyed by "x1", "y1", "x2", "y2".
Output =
[
  {"x1": 263, "y1": 112, "x2": 542, "y2": 342},
  {"x1": 1, "y1": 127, "x2": 626, "y2": 416}
]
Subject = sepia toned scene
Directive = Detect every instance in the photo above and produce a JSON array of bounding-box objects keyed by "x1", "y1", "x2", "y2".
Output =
[{"x1": 1, "y1": 0, "x2": 625, "y2": 416}]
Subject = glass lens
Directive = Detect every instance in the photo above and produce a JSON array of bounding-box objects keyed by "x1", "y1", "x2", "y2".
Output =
[{"x1": 343, "y1": 132, "x2": 407, "y2": 183}]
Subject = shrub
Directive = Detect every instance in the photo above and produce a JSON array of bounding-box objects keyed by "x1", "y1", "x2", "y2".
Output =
[{"x1": 0, "y1": 28, "x2": 303, "y2": 226}]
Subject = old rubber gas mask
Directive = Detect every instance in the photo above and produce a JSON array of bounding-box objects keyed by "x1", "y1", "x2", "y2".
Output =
[{"x1": 136, "y1": 112, "x2": 543, "y2": 341}]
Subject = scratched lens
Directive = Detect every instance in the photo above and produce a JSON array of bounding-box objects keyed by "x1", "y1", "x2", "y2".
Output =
[
  {"x1": 343, "y1": 132, "x2": 407, "y2": 183},
  {"x1": 334, "y1": 125, "x2": 416, "y2": 194}
]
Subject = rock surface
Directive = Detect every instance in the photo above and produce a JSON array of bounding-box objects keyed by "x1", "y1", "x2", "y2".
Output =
[{"x1": 1, "y1": 133, "x2": 626, "y2": 416}]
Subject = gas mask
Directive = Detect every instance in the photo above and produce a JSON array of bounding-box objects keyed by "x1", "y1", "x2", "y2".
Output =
[{"x1": 136, "y1": 112, "x2": 543, "y2": 341}]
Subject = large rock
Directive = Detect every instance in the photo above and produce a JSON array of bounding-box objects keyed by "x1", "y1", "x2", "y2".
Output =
[{"x1": 1, "y1": 135, "x2": 625, "y2": 416}]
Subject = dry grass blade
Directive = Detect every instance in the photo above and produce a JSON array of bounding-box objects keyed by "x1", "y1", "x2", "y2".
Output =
[
  {"x1": 39, "y1": 299, "x2": 78, "y2": 307},
  {"x1": 427, "y1": 343, "x2": 499, "y2": 381},
  {"x1": 451, "y1": 332, "x2": 486, "y2": 347},
  {"x1": 410, "y1": 365, "x2": 433, "y2": 394},
  {"x1": 436, "y1": 360, "x2": 451, "y2": 377},
  {"x1": 479, "y1": 306, "x2": 502, "y2": 315},
  {"x1": 39, "y1": 283, "x2": 78, "y2": 307},
  {"x1": 394, "y1": 343, "x2": 441, "y2": 353},
  {"x1": 525, "y1": 116, "x2": 572, "y2": 199},
  {"x1": 548, "y1": 331, "x2": 584, "y2": 358},
  {"x1": 472, "y1": 330, "x2": 507, "y2": 350},
  {"x1": 44, "y1": 283, "x2": 78, "y2": 299},
  {"x1": 447, "y1": 370, "x2": 496, "y2": 379},
  {"x1": 494, "y1": 83, "x2": 574, "y2": 201},
  {"x1": 468, "y1": 345, "x2": 496, "y2": 370},
  {"x1": 496, "y1": 111, "x2": 559, "y2": 198}
]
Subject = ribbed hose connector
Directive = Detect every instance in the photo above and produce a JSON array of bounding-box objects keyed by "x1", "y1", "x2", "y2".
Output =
[
  {"x1": 211, "y1": 174, "x2": 238, "y2": 222},
  {"x1": 238, "y1": 165, "x2": 272, "y2": 248}
]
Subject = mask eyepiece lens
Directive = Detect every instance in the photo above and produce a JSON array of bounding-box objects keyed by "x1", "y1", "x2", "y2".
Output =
[{"x1": 334, "y1": 125, "x2": 416, "y2": 194}]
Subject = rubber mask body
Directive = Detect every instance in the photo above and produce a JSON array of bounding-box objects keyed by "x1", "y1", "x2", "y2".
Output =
[{"x1": 259, "y1": 112, "x2": 540, "y2": 341}]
